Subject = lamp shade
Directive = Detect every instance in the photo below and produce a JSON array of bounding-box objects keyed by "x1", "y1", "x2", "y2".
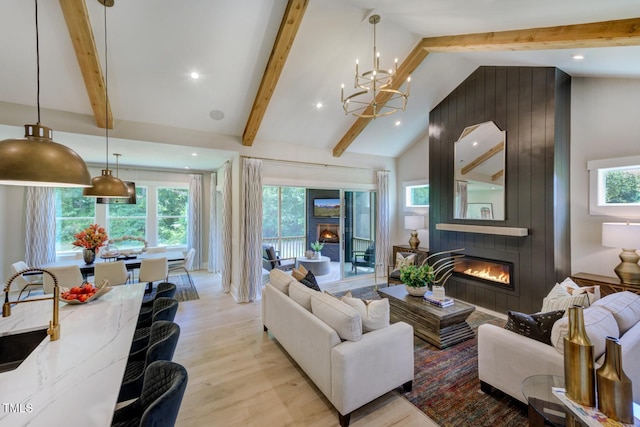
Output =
[
  {"x1": 0, "y1": 124, "x2": 91, "y2": 187},
  {"x1": 404, "y1": 215, "x2": 424, "y2": 230},
  {"x1": 602, "y1": 222, "x2": 640, "y2": 249},
  {"x1": 82, "y1": 169, "x2": 130, "y2": 198},
  {"x1": 97, "y1": 181, "x2": 136, "y2": 204}
]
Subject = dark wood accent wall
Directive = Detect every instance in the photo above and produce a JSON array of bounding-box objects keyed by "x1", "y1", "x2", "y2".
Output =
[{"x1": 429, "y1": 66, "x2": 571, "y2": 313}]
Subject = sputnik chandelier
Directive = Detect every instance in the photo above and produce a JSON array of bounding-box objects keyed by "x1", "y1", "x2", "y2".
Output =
[{"x1": 340, "y1": 15, "x2": 411, "y2": 119}]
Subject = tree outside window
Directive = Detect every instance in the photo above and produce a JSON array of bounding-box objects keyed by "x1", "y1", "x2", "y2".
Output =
[
  {"x1": 157, "y1": 187, "x2": 188, "y2": 246},
  {"x1": 604, "y1": 168, "x2": 640, "y2": 204},
  {"x1": 55, "y1": 188, "x2": 96, "y2": 252},
  {"x1": 107, "y1": 187, "x2": 148, "y2": 249},
  {"x1": 262, "y1": 186, "x2": 305, "y2": 257}
]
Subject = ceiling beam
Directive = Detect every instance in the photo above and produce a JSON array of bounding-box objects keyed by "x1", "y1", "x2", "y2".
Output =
[
  {"x1": 461, "y1": 142, "x2": 504, "y2": 175},
  {"x1": 333, "y1": 17, "x2": 640, "y2": 157},
  {"x1": 242, "y1": 0, "x2": 309, "y2": 146},
  {"x1": 333, "y1": 41, "x2": 429, "y2": 157},
  {"x1": 59, "y1": 0, "x2": 111, "y2": 129}
]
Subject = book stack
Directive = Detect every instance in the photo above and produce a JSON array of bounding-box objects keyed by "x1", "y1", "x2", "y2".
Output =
[{"x1": 424, "y1": 295, "x2": 454, "y2": 308}]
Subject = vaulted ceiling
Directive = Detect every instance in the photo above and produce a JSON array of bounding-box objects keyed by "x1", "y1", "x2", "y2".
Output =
[{"x1": 1, "y1": 0, "x2": 640, "y2": 170}]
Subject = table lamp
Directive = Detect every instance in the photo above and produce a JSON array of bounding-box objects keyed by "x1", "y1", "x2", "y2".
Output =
[
  {"x1": 404, "y1": 215, "x2": 425, "y2": 249},
  {"x1": 602, "y1": 222, "x2": 640, "y2": 285}
]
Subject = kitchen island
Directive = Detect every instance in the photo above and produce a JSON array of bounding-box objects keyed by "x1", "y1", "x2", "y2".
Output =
[{"x1": 0, "y1": 284, "x2": 145, "y2": 427}]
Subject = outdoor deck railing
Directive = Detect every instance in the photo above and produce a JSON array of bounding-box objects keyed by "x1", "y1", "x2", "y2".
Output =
[{"x1": 263, "y1": 236, "x2": 306, "y2": 259}]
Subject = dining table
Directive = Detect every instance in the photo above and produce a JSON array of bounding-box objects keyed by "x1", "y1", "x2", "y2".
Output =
[{"x1": 40, "y1": 251, "x2": 185, "y2": 279}]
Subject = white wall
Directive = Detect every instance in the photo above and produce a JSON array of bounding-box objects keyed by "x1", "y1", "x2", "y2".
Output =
[{"x1": 570, "y1": 77, "x2": 640, "y2": 277}]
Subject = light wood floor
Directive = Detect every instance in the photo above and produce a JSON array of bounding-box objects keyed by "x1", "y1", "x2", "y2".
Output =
[{"x1": 173, "y1": 271, "x2": 438, "y2": 427}]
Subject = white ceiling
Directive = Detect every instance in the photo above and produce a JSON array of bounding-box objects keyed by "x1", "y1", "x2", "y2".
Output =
[{"x1": 1, "y1": 0, "x2": 639, "y2": 170}]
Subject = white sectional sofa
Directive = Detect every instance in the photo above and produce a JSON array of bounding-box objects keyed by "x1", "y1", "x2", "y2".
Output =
[
  {"x1": 262, "y1": 269, "x2": 414, "y2": 427},
  {"x1": 478, "y1": 291, "x2": 640, "y2": 403}
]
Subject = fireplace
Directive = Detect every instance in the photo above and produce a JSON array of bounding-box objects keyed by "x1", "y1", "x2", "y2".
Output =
[
  {"x1": 453, "y1": 255, "x2": 514, "y2": 290},
  {"x1": 317, "y1": 224, "x2": 340, "y2": 243}
]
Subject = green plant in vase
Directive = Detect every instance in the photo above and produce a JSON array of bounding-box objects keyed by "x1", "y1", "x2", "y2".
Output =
[
  {"x1": 400, "y1": 249, "x2": 464, "y2": 297},
  {"x1": 310, "y1": 240, "x2": 324, "y2": 259}
]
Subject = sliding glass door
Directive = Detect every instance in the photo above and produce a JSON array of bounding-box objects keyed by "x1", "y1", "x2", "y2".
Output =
[{"x1": 343, "y1": 191, "x2": 376, "y2": 279}]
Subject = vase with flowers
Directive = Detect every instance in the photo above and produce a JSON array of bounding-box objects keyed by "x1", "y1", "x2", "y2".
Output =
[
  {"x1": 399, "y1": 249, "x2": 464, "y2": 297},
  {"x1": 72, "y1": 224, "x2": 109, "y2": 264}
]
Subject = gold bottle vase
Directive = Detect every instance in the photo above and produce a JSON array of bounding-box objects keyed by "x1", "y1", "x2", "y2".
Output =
[
  {"x1": 596, "y1": 336, "x2": 634, "y2": 424},
  {"x1": 564, "y1": 305, "x2": 596, "y2": 407}
]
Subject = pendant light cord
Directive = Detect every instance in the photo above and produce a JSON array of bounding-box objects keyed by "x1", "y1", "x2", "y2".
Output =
[
  {"x1": 35, "y1": 0, "x2": 41, "y2": 124},
  {"x1": 103, "y1": 3, "x2": 109, "y2": 170}
]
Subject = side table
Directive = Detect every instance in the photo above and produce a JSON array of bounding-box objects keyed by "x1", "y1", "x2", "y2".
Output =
[{"x1": 296, "y1": 256, "x2": 331, "y2": 276}]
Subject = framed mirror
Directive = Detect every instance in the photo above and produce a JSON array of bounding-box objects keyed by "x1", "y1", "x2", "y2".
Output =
[{"x1": 454, "y1": 121, "x2": 505, "y2": 220}]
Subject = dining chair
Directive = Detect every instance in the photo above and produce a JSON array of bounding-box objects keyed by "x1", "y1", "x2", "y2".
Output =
[
  {"x1": 94, "y1": 261, "x2": 129, "y2": 286},
  {"x1": 145, "y1": 246, "x2": 167, "y2": 254},
  {"x1": 167, "y1": 248, "x2": 196, "y2": 287},
  {"x1": 42, "y1": 265, "x2": 84, "y2": 294},
  {"x1": 138, "y1": 257, "x2": 168, "y2": 293},
  {"x1": 117, "y1": 320, "x2": 181, "y2": 403},
  {"x1": 10, "y1": 261, "x2": 44, "y2": 296},
  {"x1": 111, "y1": 360, "x2": 188, "y2": 427}
]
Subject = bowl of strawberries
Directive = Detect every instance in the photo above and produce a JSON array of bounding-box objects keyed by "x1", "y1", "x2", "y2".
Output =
[{"x1": 60, "y1": 282, "x2": 112, "y2": 304}]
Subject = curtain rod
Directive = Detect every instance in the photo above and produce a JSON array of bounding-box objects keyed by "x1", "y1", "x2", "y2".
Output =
[{"x1": 241, "y1": 155, "x2": 387, "y2": 172}]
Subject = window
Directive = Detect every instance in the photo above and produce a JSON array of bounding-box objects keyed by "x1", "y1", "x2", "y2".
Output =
[
  {"x1": 262, "y1": 186, "x2": 305, "y2": 258},
  {"x1": 588, "y1": 155, "x2": 640, "y2": 218},
  {"x1": 353, "y1": 191, "x2": 374, "y2": 240},
  {"x1": 107, "y1": 187, "x2": 148, "y2": 249},
  {"x1": 157, "y1": 187, "x2": 188, "y2": 246},
  {"x1": 405, "y1": 182, "x2": 429, "y2": 208},
  {"x1": 55, "y1": 188, "x2": 96, "y2": 252}
]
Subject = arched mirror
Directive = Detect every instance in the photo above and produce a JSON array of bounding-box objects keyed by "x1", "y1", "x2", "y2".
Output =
[{"x1": 454, "y1": 121, "x2": 505, "y2": 220}]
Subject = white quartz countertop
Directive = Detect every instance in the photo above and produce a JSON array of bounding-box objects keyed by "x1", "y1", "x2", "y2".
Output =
[{"x1": 0, "y1": 284, "x2": 145, "y2": 427}]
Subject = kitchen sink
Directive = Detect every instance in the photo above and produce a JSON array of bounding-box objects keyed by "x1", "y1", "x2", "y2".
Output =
[{"x1": 0, "y1": 328, "x2": 48, "y2": 373}]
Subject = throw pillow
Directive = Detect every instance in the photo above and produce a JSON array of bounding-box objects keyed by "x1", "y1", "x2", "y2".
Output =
[
  {"x1": 559, "y1": 277, "x2": 601, "y2": 305},
  {"x1": 311, "y1": 292, "x2": 362, "y2": 341},
  {"x1": 540, "y1": 282, "x2": 589, "y2": 312},
  {"x1": 341, "y1": 291, "x2": 390, "y2": 332},
  {"x1": 394, "y1": 252, "x2": 416, "y2": 270},
  {"x1": 504, "y1": 310, "x2": 565, "y2": 345},
  {"x1": 291, "y1": 265, "x2": 308, "y2": 281},
  {"x1": 299, "y1": 270, "x2": 321, "y2": 292}
]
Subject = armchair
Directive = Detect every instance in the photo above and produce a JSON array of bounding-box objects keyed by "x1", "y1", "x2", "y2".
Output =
[
  {"x1": 351, "y1": 244, "x2": 375, "y2": 274},
  {"x1": 262, "y1": 244, "x2": 296, "y2": 272}
]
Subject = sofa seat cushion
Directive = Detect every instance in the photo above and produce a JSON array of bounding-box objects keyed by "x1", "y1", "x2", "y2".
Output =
[
  {"x1": 504, "y1": 310, "x2": 565, "y2": 345},
  {"x1": 550, "y1": 306, "x2": 620, "y2": 359},
  {"x1": 341, "y1": 292, "x2": 390, "y2": 332},
  {"x1": 289, "y1": 280, "x2": 319, "y2": 311},
  {"x1": 269, "y1": 269, "x2": 296, "y2": 295},
  {"x1": 591, "y1": 291, "x2": 640, "y2": 335},
  {"x1": 311, "y1": 292, "x2": 362, "y2": 342}
]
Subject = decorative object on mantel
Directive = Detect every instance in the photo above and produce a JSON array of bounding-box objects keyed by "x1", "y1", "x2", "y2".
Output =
[
  {"x1": 72, "y1": 224, "x2": 109, "y2": 264},
  {"x1": 310, "y1": 240, "x2": 324, "y2": 259},
  {"x1": 435, "y1": 223, "x2": 528, "y2": 237},
  {"x1": 602, "y1": 222, "x2": 640, "y2": 285},
  {"x1": 405, "y1": 215, "x2": 425, "y2": 249},
  {"x1": 0, "y1": 0, "x2": 91, "y2": 188},
  {"x1": 400, "y1": 249, "x2": 464, "y2": 297},
  {"x1": 596, "y1": 336, "x2": 633, "y2": 423},
  {"x1": 340, "y1": 14, "x2": 411, "y2": 119},
  {"x1": 304, "y1": 250, "x2": 315, "y2": 259},
  {"x1": 563, "y1": 305, "x2": 595, "y2": 407}
]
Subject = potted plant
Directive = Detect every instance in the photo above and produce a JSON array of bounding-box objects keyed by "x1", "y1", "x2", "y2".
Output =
[
  {"x1": 399, "y1": 249, "x2": 464, "y2": 297},
  {"x1": 310, "y1": 240, "x2": 324, "y2": 259}
]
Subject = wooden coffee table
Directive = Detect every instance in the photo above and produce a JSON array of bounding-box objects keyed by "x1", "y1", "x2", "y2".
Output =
[{"x1": 377, "y1": 285, "x2": 476, "y2": 349}]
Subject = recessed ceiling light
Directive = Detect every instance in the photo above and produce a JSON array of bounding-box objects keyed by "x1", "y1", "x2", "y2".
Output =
[
  {"x1": 184, "y1": 166, "x2": 190, "y2": 169},
  {"x1": 190, "y1": 72, "x2": 200, "y2": 79},
  {"x1": 572, "y1": 54, "x2": 584, "y2": 60},
  {"x1": 395, "y1": 120, "x2": 401, "y2": 126},
  {"x1": 315, "y1": 102, "x2": 323, "y2": 109},
  {"x1": 191, "y1": 152, "x2": 198, "y2": 156},
  {"x1": 472, "y1": 141, "x2": 479, "y2": 146},
  {"x1": 209, "y1": 110, "x2": 225, "y2": 120}
]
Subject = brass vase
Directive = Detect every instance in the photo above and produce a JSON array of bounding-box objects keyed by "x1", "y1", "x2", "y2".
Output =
[
  {"x1": 564, "y1": 305, "x2": 595, "y2": 407},
  {"x1": 596, "y1": 336, "x2": 633, "y2": 423}
]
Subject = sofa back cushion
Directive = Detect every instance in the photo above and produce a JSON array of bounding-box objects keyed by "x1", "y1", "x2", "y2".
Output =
[
  {"x1": 311, "y1": 292, "x2": 362, "y2": 342},
  {"x1": 341, "y1": 293, "x2": 390, "y2": 333},
  {"x1": 269, "y1": 269, "x2": 295, "y2": 295},
  {"x1": 289, "y1": 280, "x2": 319, "y2": 311},
  {"x1": 550, "y1": 306, "x2": 620, "y2": 359},
  {"x1": 591, "y1": 291, "x2": 640, "y2": 335}
]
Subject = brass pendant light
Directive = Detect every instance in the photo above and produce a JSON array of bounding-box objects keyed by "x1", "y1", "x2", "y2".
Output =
[
  {"x1": 0, "y1": 0, "x2": 91, "y2": 188},
  {"x1": 97, "y1": 154, "x2": 136, "y2": 204},
  {"x1": 83, "y1": 0, "x2": 129, "y2": 198}
]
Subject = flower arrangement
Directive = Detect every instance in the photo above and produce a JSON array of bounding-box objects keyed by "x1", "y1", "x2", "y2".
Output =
[
  {"x1": 72, "y1": 224, "x2": 109, "y2": 252},
  {"x1": 310, "y1": 240, "x2": 324, "y2": 252},
  {"x1": 400, "y1": 249, "x2": 465, "y2": 288}
]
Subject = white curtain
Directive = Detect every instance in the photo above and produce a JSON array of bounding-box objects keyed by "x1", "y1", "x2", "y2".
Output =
[
  {"x1": 221, "y1": 162, "x2": 232, "y2": 293},
  {"x1": 238, "y1": 158, "x2": 263, "y2": 302},
  {"x1": 455, "y1": 180, "x2": 468, "y2": 218},
  {"x1": 26, "y1": 187, "x2": 56, "y2": 267},
  {"x1": 208, "y1": 172, "x2": 218, "y2": 273},
  {"x1": 188, "y1": 174, "x2": 203, "y2": 270},
  {"x1": 375, "y1": 171, "x2": 390, "y2": 280}
]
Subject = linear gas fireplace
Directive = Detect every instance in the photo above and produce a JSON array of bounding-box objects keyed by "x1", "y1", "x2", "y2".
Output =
[{"x1": 453, "y1": 255, "x2": 514, "y2": 290}]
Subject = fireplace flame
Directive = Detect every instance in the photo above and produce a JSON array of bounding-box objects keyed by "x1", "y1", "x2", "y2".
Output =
[{"x1": 463, "y1": 267, "x2": 510, "y2": 284}]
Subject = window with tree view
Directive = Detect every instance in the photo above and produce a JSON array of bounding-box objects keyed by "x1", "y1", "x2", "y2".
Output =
[
  {"x1": 600, "y1": 166, "x2": 640, "y2": 205},
  {"x1": 405, "y1": 183, "x2": 429, "y2": 207},
  {"x1": 157, "y1": 187, "x2": 188, "y2": 246},
  {"x1": 262, "y1": 186, "x2": 305, "y2": 258},
  {"x1": 55, "y1": 188, "x2": 96, "y2": 252},
  {"x1": 107, "y1": 187, "x2": 148, "y2": 249}
]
